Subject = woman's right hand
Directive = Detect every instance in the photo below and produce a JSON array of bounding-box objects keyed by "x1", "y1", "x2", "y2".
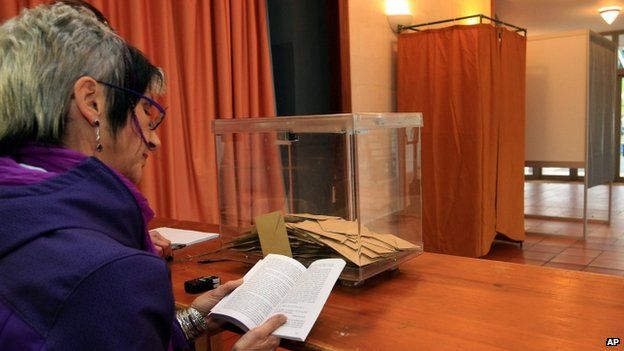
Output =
[
  {"x1": 232, "y1": 314, "x2": 287, "y2": 351},
  {"x1": 148, "y1": 230, "x2": 172, "y2": 259}
]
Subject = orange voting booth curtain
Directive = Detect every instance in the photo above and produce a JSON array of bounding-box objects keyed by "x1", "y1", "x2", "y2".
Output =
[
  {"x1": 1, "y1": 0, "x2": 283, "y2": 224},
  {"x1": 397, "y1": 24, "x2": 525, "y2": 257}
]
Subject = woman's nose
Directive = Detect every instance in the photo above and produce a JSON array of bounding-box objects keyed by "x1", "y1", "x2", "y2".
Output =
[{"x1": 148, "y1": 130, "x2": 161, "y2": 151}]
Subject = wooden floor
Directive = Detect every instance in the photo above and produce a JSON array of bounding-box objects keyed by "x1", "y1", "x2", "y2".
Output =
[{"x1": 482, "y1": 180, "x2": 624, "y2": 276}]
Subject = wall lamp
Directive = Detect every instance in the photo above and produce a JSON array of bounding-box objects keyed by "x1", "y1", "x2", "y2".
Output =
[
  {"x1": 599, "y1": 6, "x2": 621, "y2": 25},
  {"x1": 386, "y1": 0, "x2": 412, "y2": 33}
]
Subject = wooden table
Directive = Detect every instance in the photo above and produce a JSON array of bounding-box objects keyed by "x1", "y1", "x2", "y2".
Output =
[{"x1": 154, "y1": 219, "x2": 624, "y2": 351}]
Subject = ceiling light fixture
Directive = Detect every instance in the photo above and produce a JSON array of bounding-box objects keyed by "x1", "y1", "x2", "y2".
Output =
[{"x1": 599, "y1": 6, "x2": 621, "y2": 25}]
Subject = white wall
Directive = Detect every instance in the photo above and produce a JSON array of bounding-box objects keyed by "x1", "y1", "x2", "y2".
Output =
[{"x1": 348, "y1": 0, "x2": 492, "y2": 112}]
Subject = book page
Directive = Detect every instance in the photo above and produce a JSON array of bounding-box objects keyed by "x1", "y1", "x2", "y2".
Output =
[
  {"x1": 213, "y1": 258, "x2": 265, "y2": 308},
  {"x1": 209, "y1": 254, "x2": 306, "y2": 330},
  {"x1": 268, "y1": 258, "x2": 346, "y2": 341}
]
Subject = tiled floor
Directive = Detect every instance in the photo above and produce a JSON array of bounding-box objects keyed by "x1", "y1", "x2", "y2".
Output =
[{"x1": 482, "y1": 180, "x2": 624, "y2": 276}]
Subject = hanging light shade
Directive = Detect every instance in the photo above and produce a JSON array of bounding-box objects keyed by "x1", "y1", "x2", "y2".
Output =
[{"x1": 599, "y1": 6, "x2": 621, "y2": 25}]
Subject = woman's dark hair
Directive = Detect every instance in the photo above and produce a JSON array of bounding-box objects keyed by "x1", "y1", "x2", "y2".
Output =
[{"x1": 105, "y1": 45, "x2": 164, "y2": 135}]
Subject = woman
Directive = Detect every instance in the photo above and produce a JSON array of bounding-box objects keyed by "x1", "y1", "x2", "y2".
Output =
[{"x1": 0, "y1": 3, "x2": 285, "y2": 350}]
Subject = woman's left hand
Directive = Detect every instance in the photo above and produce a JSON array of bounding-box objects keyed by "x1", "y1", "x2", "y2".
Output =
[
  {"x1": 148, "y1": 230, "x2": 172, "y2": 259},
  {"x1": 191, "y1": 278, "x2": 243, "y2": 334}
]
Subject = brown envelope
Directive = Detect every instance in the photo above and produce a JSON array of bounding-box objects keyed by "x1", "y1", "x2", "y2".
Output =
[
  {"x1": 319, "y1": 219, "x2": 360, "y2": 234},
  {"x1": 293, "y1": 220, "x2": 348, "y2": 243},
  {"x1": 375, "y1": 233, "x2": 418, "y2": 250},
  {"x1": 314, "y1": 237, "x2": 375, "y2": 266},
  {"x1": 361, "y1": 239, "x2": 396, "y2": 254},
  {"x1": 360, "y1": 246, "x2": 382, "y2": 259},
  {"x1": 289, "y1": 213, "x2": 342, "y2": 221},
  {"x1": 254, "y1": 211, "x2": 293, "y2": 257}
]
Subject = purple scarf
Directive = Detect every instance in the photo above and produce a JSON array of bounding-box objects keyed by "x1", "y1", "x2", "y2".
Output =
[{"x1": 0, "y1": 143, "x2": 157, "y2": 255}]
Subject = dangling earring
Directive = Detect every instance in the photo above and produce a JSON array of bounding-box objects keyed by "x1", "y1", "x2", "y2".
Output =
[{"x1": 94, "y1": 119, "x2": 103, "y2": 152}]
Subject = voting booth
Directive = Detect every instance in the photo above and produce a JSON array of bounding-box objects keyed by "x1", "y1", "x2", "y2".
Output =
[
  {"x1": 212, "y1": 113, "x2": 423, "y2": 284},
  {"x1": 526, "y1": 30, "x2": 617, "y2": 236}
]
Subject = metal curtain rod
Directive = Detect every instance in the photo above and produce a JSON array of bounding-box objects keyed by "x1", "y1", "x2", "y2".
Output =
[{"x1": 398, "y1": 14, "x2": 527, "y2": 36}]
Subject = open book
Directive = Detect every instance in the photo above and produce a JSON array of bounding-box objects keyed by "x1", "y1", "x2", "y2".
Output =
[{"x1": 209, "y1": 254, "x2": 346, "y2": 341}]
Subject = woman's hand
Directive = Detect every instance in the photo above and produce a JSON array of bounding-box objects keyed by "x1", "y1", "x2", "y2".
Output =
[
  {"x1": 190, "y1": 279, "x2": 243, "y2": 334},
  {"x1": 233, "y1": 315, "x2": 287, "y2": 351},
  {"x1": 148, "y1": 230, "x2": 172, "y2": 259}
]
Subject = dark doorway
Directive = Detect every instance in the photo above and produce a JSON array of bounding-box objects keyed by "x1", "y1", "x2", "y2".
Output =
[{"x1": 267, "y1": 0, "x2": 351, "y2": 216}]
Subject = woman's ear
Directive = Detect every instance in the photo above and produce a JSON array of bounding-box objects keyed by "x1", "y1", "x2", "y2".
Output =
[{"x1": 73, "y1": 76, "x2": 105, "y2": 125}]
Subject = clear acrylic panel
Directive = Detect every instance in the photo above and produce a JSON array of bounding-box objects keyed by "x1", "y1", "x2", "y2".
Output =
[{"x1": 213, "y1": 113, "x2": 423, "y2": 283}]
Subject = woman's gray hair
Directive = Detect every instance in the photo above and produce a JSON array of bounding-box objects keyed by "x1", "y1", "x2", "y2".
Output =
[{"x1": 0, "y1": 3, "x2": 127, "y2": 152}]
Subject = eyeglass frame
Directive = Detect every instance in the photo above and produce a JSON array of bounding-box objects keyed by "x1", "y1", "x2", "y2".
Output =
[
  {"x1": 95, "y1": 80, "x2": 166, "y2": 150},
  {"x1": 95, "y1": 80, "x2": 166, "y2": 130}
]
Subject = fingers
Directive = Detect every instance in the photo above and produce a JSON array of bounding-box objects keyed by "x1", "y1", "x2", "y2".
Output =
[
  {"x1": 191, "y1": 278, "x2": 244, "y2": 314},
  {"x1": 233, "y1": 315, "x2": 286, "y2": 351},
  {"x1": 150, "y1": 230, "x2": 171, "y2": 247},
  {"x1": 214, "y1": 278, "x2": 243, "y2": 297},
  {"x1": 161, "y1": 245, "x2": 172, "y2": 259},
  {"x1": 256, "y1": 335, "x2": 280, "y2": 350},
  {"x1": 155, "y1": 245, "x2": 164, "y2": 257},
  {"x1": 253, "y1": 314, "x2": 287, "y2": 336},
  {"x1": 234, "y1": 334, "x2": 281, "y2": 351},
  {"x1": 149, "y1": 230, "x2": 172, "y2": 258}
]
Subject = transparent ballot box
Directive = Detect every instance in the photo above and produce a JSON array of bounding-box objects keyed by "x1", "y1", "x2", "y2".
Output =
[{"x1": 212, "y1": 113, "x2": 423, "y2": 284}]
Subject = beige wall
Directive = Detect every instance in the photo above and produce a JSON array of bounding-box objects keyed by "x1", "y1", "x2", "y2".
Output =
[
  {"x1": 348, "y1": 0, "x2": 490, "y2": 221},
  {"x1": 525, "y1": 30, "x2": 587, "y2": 164},
  {"x1": 348, "y1": 0, "x2": 491, "y2": 112}
]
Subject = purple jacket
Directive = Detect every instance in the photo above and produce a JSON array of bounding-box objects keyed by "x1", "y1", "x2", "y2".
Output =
[{"x1": 0, "y1": 154, "x2": 188, "y2": 350}]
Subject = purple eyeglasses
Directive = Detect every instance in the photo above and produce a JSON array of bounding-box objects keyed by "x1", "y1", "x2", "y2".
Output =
[{"x1": 96, "y1": 80, "x2": 166, "y2": 149}]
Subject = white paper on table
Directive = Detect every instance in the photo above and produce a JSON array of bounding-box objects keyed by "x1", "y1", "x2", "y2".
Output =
[{"x1": 152, "y1": 227, "x2": 219, "y2": 246}]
